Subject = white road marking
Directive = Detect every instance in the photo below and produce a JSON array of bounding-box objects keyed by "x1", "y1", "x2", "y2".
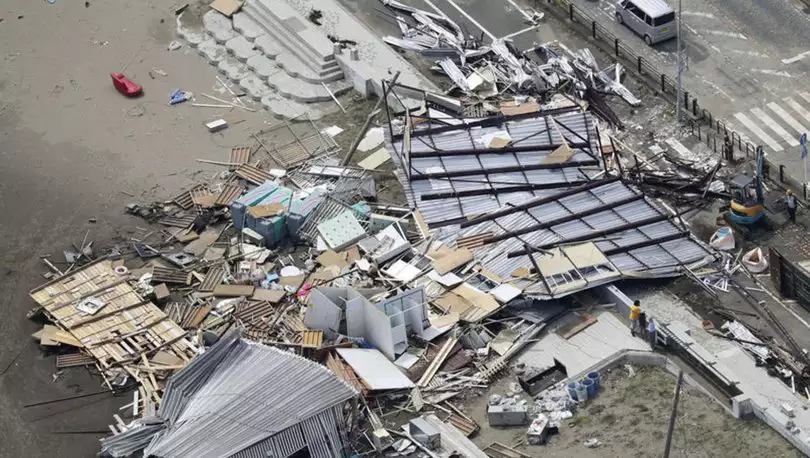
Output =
[
  {"x1": 734, "y1": 112, "x2": 783, "y2": 151},
  {"x1": 502, "y1": 25, "x2": 539, "y2": 40},
  {"x1": 504, "y1": 0, "x2": 533, "y2": 21},
  {"x1": 439, "y1": 0, "x2": 495, "y2": 40},
  {"x1": 767, "y1": 102, "x2": 809, "y2": 136},
  {"x1": 751, "y1": 68, "x2": 793, "y2": 78},
  {"x1": 665, "y1": 138, "x2": 693, "y2": 158},
  {"x1": 701, "y1": 29, "x2": 748, "y2": 40},
  {"x1": 782, "y1": 50, "x2": 810, "y2": 64},
  {"x1": 680, "y1": 11, "x2": 716, "y2": 19},
  {"x1": 751, "y1": 107, "x2": 800, "y2": 146},
  {"x1": 784, "y1": 97, "x2": 810, "y2": 127},
  {"x1": 800, "y1": 92, "x2": 810, "y2": 105},
  {"x1": 729, "y1": 49, "x2": 769, "y2": 59}
]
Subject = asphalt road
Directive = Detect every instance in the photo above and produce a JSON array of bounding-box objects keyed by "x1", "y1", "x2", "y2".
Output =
[{"x1": 566, "y1": 0, "x2": 810, "y2": 183}]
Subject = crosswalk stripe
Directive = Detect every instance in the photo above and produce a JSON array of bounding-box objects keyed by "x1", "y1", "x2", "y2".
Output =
[
  {"x1": 767, "y1": 102, "x2": 809, "y2": 136},
  {"x1": 784, "y1": 97, "x2": 810, "y2": 128},
  {"x1": 734, "y1": 112, "x2": 783, "y2": 151},
  {"x1": 800, "y1": 92, "x2": 810, "y2": 105},
  {"x1": 751, "y1": 108, "x2": 799, "y2": 146}
]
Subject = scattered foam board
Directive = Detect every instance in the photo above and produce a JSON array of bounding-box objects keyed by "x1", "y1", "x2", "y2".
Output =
[
  {"x1": 336, "y1": 348, "x2": 414, "y2": 390},
  {"x1": 357, "y1": 127, "x2": 384, "y2": 152},
  {"x1": 358, "y1": 147, "x2": 391, "y2": 170}
]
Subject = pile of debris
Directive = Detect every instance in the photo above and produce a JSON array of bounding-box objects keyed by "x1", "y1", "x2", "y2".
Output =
[
  {"x1": 24, "y1": 10, "x2": 755, "y2": 455},
  {"x1": 380, "y1": 0, "x2": 638, "y2": 127}
]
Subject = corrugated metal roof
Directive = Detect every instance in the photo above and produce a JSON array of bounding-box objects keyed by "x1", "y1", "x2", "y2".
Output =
[
  {"x1": 451, "y1": 180, "x2": 713, "y2": 298},
  {"x1": 386, "y1": 109, "x2": 603, "y2": 227},
  {"x1": 133, "y1": 333, "x2": 357, "y2": 458}
]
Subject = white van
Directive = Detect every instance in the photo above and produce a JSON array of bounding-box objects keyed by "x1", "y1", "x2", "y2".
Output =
[{"x1": 615, "y1": 0, "x2": 677, "y2": 45}]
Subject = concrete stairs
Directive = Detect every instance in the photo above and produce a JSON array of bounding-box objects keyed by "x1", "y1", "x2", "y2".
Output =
[
  {"x1": 241, "y1": 0, "x2": 343, "y2": 81},
  {"x1": 178, "y1": 6, "x2": 352, "y2": 120}
]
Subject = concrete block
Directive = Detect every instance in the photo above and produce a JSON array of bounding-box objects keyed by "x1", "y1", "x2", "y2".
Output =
[
  {"x1": 408, "y1": 417, "x2": 440, "y2": 450},
  {"x1": 198, "y1": 39, "x2": 228, "y2": 65},
  {"x1": 487, "y1": 403, "x2": 530, "y2": 426},
  {"x1": 732, "y1": 394, "x2": 754, "y2": 419},
  {"x1": 232, "y1": 12, "x2": 266, "y2": 41},
  {"x1": 203, "y1": 10, "x2": 238, "y2": 44},
  {"x1": 217, "y1": 56, "x2": 252, "y2": 82},
  {"x1": 226, "y1": 36, "x2": 260, "y2": 62},
  {"x1": 336, "y1": 55, "x2": 375, "y2": 96}
]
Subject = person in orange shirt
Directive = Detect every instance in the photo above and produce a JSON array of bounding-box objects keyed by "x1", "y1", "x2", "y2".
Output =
[{"x1": 629, "y1": 300, "x2": 642, "y2": 337}]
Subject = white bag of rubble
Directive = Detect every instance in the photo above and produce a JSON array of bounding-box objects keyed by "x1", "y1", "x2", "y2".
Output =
[
  {"x1": 742, "y1": 247, "x2": 768, "y2": 273},
  {"x1": 709, "y1": 227, "x2": 735, "y2": 251}
]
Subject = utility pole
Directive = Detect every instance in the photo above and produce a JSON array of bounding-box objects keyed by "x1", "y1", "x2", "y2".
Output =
[
  {"x1": 675, "y1": 0, "x2": 683, "y2": 128},
  {"x1": 663, "y1": 370, "x2": 684, "y2": 458}
]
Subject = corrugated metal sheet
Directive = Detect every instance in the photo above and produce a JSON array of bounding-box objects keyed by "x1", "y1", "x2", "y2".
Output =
[
  {"x1": 450, "y1": 180, "x2": 713, "y2": 299},
  {"x1": 140, "y1": 333, "x2": 356, "y2": 458},
  {"x1": 229, "y1": 146, "x2": 252, "y2": 170},
  {"x1": 215, "y1": 183, "x2": 245, "y2": 206},
  {"x1": 235, "y1": 164, "x2": 274, "y2": 185},
  {"x1": 385, "y1": 109, "x2": 602, "y2": 227}
]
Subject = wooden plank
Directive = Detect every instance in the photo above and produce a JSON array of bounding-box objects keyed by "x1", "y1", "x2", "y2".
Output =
[
  {"x1": 432, "y1": 249, "x2": 473, "y2": 275},
  {"x1": 212, "y1": 284, "x2": 255, "y2": 297}
]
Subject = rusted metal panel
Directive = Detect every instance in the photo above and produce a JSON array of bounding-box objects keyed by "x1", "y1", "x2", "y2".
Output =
[
  {"x1": 214, "y1": 183, "x2": 245, "y2": 206},
  {"x1": 299, "y1": 330, "x2": 323, "y2": 348},
  {"x1": 56, "y1": 352, "x2": 95, "y2": 368},
  {"x1": 158, "y1": 215, "x2": 196, "y2": 228},
  {"x1": 234, "y1": 164, "x2": 273, "y2": 185},
  {"x1": 198, "y1": 266, "x2": 225, "y2": 292},
  {"x1": 172, "y1": 184, "x2": 205, "y2": 210},
  {"x1": 152, "y1": 267, "x2": 191, "y2": 285},
  {"x1": 229, "y1": 146, "x2": 252, "y2": 171}
]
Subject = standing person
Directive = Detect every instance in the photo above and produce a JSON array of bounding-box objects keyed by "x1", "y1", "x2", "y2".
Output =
[
  {"x1": 638, "y1": 311, "x2": 648, "y2": 339},
  {"x1": 647, "y1": 319, "x2": 657, "y2": 348},
  {"x1": 629, "y1": 300, "x2": 641, "y2": 337},
  {"x1": 786, "y1": 189, "x2": 799, "y2": 223},
  {"x1": 723, "y1": 133, "x2": 733, "y2": 162}
]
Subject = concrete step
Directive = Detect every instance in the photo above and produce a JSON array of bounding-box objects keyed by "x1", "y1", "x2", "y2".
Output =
[
  {"x1": 253, "y1": 0, "x2": 335, "y2": 63},
  {"x1": 247, "y1": 41, "x2": 343, "y2": 84},
  {"x1": 261, "y1": 93, "x2": 330, "y2": 120},
  {"x1": 242, "y1": 2, "x2": 339, "y2": 74},
  {"x1": 203, "y1": 10, "x2": 238, "y2": 44},
  {"x1": 232, "y1": 12, "x2": 265, "y2": 41},
  {"x1": 266, "y1": 70, "x2": 352, "y2": 103}
]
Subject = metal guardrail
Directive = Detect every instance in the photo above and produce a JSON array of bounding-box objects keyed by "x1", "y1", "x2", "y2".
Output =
[{"x1": 535, "y1": 0, "x2": 809, "y2": 200}]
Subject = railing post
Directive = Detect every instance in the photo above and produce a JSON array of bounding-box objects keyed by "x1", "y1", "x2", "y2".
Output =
[
  {"x1": 661, "y1": 73, "x2": 665, "y2": 92},
  {"x1": 637, "y1": 56, "x2": 642, "y2": 74},
  {"x1": 615, "y1": 38, "x2": 619, "y2": 56},
  {"x1": 592, "y1": 21, "x2": 597, "y2": 38},
  {"x1": 569, "y1": 3, "x2": 574, "y2": 21},
  {"x1": 780, "y1": 164, "x2": 785, "y2": 182}
]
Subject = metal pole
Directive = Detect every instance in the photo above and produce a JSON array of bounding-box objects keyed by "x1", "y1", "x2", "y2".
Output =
[
  {"x1": 663, "y1": 370, "x2": 684, "y2": 458},
  {"x1": 675, "y1": 0, "x2": 683, "y2": 128},
  {"x1": 340, "y1": 71, "x2": 401, "y2": 166}
]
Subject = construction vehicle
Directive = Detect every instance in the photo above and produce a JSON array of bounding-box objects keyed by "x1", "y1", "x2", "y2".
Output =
[{"x1": 729, "y1": 146, "x2": 766, "y2": 225}]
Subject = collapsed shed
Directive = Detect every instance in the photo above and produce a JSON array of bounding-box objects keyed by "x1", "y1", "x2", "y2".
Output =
[{"x1": 100, "y1": 333, "x2": 358, "y2": 458}]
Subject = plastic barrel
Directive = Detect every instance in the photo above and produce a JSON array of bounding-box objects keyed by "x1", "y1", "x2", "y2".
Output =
[
  {"x1": 567, "y1": 383, "x2": 578, "y2": 401},
  {"x1": 575, "y1": 383, "x2": 588, "y2": 402},
  {"x1": 582, "y1": 379, "x2": 596, "y2": 399},
  {"x1": 587, "y1": 371, "x2": 601, "y2": 390}
]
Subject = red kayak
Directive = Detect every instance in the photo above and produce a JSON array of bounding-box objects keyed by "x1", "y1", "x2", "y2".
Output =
[{"x1": 111, "y1": 72, "x2": 143, "y2": 97}]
